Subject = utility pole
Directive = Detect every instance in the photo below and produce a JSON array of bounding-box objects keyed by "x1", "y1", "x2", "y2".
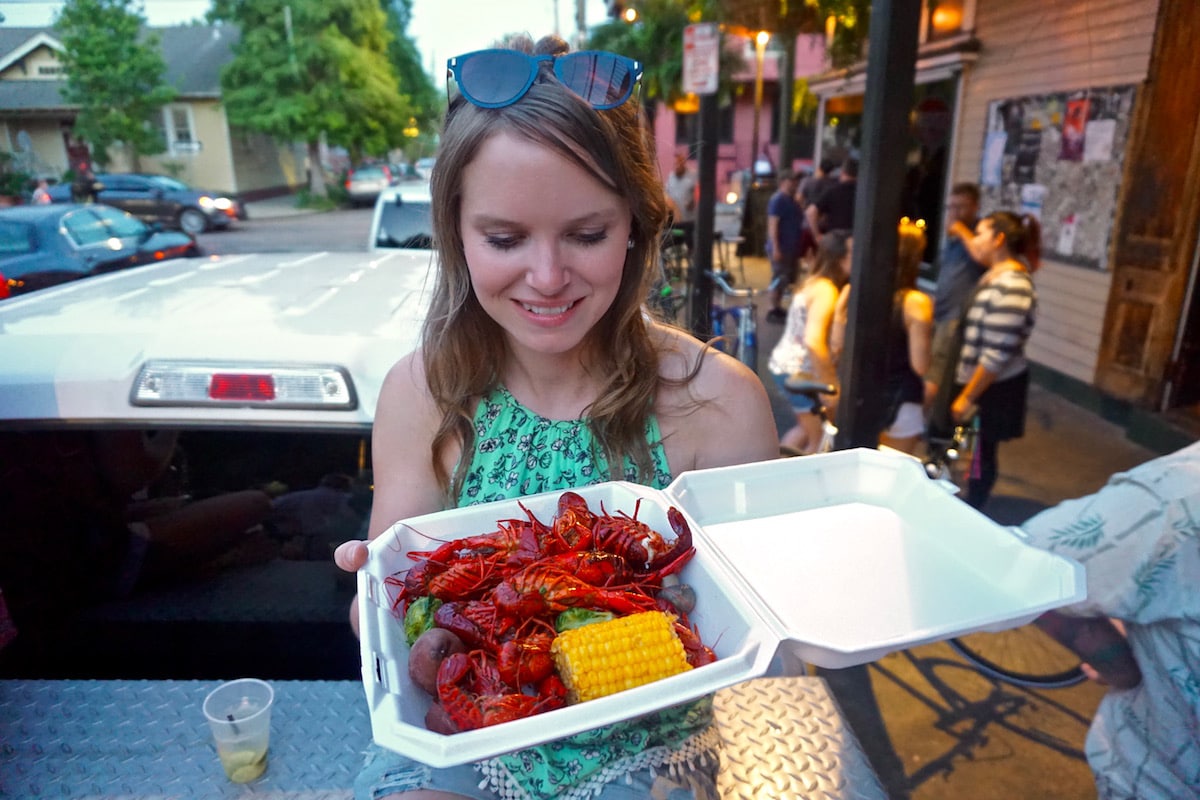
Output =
[{"x1": 834, "y1": 0, "x2": 923, "y2": 449}]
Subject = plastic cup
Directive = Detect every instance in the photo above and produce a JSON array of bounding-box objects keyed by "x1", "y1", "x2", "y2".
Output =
[{"x1": 202, "y1": 678, "x2": 274, "y2": 783}]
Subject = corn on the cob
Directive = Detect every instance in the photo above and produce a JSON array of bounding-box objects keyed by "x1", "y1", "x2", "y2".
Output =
[{"x1": 551, "y1": 610, "x2": 692, "y2": 703}]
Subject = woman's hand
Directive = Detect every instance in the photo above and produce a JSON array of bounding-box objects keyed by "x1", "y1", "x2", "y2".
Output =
[
  {"x1": 334, "y1": 539, "x2": 369, "y2": 574},
  {"x1": 951, "y1": 393, "x2": 975, "y2": 423},
  {"x1": 333, "y1": 539, "x2": 370, "y2": 638}
]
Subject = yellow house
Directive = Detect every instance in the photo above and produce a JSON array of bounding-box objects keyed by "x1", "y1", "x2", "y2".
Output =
[{"x1": 0, "y1": 25, "x2": 306, "y2": 199}]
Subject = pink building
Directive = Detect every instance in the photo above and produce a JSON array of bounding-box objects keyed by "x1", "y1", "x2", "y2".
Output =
[{"x1": 653, "y1": 32, "x2": 828, "y2": 196}]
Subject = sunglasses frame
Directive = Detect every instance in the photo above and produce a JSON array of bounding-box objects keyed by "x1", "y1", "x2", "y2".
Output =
[{"x1": 447, "y1": 49, "x2": 643, "y2": 111}]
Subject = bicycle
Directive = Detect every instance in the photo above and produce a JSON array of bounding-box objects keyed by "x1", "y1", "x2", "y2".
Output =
[
  {"x1": 648, "y1": 228, "x2": 691, "y2": 325},
  {"x1": 780, "y1": 379, "x2": 1086, "y2": 689},
  {"x1": 780, "y1": 376, "x2": 839, "y2": 456},
  {"x1": 708, "y1": 269, "x2": 760, "y2": 372}
]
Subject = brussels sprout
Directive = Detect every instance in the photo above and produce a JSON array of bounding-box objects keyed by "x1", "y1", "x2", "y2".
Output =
[
  {"x1": 555, "y1": 608, "x2": 615, "y2": 632},
  {"x1": 404, "y1": 596, "x2": 443, "y2": 646}
]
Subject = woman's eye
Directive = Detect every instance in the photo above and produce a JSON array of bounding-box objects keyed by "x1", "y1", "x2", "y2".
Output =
[
  {"x1": 484, "y1": 235, "x2": 521, "y2": 251},
  {"x1": 573, "y1": 230, "x2": 609, "y2": 246}
]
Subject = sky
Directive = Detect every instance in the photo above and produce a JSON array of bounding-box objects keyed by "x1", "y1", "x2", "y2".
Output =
[{"x1": 1, "y1": 0, "x2": 610, "y2": 76}]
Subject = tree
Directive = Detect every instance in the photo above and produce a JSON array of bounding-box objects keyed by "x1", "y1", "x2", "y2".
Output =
[
  {"x1": 380, "y1": 0, "x2": 440, "y2": 163},
  {"x1": 586, "y1": 0, "x2": 745, "y2": 125},
  {"x1": 53, "y1": 0, "x2": 177, "y2": 170},
  {"x1": 210, "y1": 0, "x2": 413, "y2": 197}
]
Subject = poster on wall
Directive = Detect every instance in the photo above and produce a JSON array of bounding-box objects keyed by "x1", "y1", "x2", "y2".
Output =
[{"x1": 980, "y1": 84, "x2": 1137, "y2": 270}]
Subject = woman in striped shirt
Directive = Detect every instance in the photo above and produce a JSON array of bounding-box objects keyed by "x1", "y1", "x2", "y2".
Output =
[{"x1": 951, "y1": 210, "x2": 1040, "y2": 510}]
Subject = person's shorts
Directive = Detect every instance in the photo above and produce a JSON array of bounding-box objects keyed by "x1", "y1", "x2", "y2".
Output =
[
  {"x1": 883, "y1": 401, "x2": 926, "y2": 439},
  {"x1": 353, "y1": 743, "x2": 713, "y2": 800},
  {"x1": 773, "y1": 373, "x2": 817, "y2": 414},
  {"x1": 770, "y1": 252, "x2": 799, "y2": 287}
]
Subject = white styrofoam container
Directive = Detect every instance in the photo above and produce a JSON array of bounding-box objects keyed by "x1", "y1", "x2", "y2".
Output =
[{"x1": 358, "y1": 448, "x2": 1084, "y2": 767}]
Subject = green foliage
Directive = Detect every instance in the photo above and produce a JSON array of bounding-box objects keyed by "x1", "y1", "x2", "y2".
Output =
[
  {"x1": 722, "y1": 0, "x2": 871, "y2": 68},
  {"x1": 586, "y1": 0, "x2": 745, "y2": 108},
  {"x1": 53, "y1": 0, "x2": 177, "y2": 167},
  {"x1": 210, "y1": 0, "x2": 413, "y2": 163},
  {"x1": 380, "y1": 0, "x2": 440, "y2": 153},
  {"x1": 0, "y1": 152, "x2": 33, "y2": 197}
]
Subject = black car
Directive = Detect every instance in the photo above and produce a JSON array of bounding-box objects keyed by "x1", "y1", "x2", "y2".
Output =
[
  {"x1": 47, "y1": 173, "x2": 245, "y2": 235},
  {"x1": 0, "y1": 204, "x2": 199, "y2": 298}
]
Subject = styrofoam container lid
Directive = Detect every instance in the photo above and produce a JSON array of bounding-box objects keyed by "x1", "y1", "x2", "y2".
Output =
[{"x1": 358, "y1": 447, "x2": 1084, "y2": 766}]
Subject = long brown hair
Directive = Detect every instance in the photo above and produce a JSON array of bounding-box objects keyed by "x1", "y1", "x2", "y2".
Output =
[
  {"x1": 808, "y1": 229, "x2": 852, "y2": 291},
  {"x1": 424, "y1": 35, "x2": 669, "y2": 500}
]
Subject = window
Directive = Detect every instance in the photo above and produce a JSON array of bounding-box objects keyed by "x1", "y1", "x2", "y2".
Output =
[
  {"x1": 61, "y1": 210, "x2": 110, "y2": 247},
  {"x1": 93, "y1": 206, "x2": 146, "y2": 238},
  {"x1": 0, "y1": 221, "x2": 34, "y2": 256},
  {"x1": 674, "y1": 104, "x2": 735, "y2": 146},
  {"x1": 159, "y1": 105, "x2": 199, "y2": 155}
]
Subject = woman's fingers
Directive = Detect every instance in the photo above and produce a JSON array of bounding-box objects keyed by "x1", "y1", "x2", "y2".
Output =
[{"x1": 334, "y1": 539, "x2": 369, "y2": 573}]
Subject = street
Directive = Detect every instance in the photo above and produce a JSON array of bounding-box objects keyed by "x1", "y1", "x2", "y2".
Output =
[{"x1": 196, "y1": 204, "x2": 373, "y2": 254}]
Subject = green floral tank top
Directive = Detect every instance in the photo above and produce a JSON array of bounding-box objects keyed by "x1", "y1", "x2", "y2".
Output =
[
  {"x1": 456, "y1": 386, "x2": 717, "y2": 800},
  {"x1": 458, "y1": 385, "x2": 673, "y2": 505}
]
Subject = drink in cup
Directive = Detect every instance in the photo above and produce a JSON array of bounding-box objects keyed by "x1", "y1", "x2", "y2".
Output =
[{"x1": 202, "y1": 678, "x2": 274, "y2": 783}]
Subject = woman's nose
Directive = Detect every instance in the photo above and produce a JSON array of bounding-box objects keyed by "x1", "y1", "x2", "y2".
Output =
[{"x1": 525, "y1": 242, "x2": 569, "y2": 293}]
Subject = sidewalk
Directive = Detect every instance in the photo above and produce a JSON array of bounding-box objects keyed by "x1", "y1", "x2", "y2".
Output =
[
  {"x1": 729, "y1": 248, "x2": 1159, "y2": 506},
  {"x1": 243, "y1": 192, "x2": 322, "y2": 220}
]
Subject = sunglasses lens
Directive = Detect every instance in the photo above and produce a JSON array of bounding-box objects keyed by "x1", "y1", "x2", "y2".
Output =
[
  {"x1": 557, "y1": 52, "x2": 638, "y2": 109},
  {"x1": 458, "y1": 50, "x2": 536, "y2": 107}
]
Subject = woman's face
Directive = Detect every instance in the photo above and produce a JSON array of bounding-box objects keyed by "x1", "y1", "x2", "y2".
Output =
[
  {"x1": 968, "y1": 218, "x2": 1001, "y2": 265},
  {"x1": 459, "y1": 131, "x2": 632, "y2": 361}
]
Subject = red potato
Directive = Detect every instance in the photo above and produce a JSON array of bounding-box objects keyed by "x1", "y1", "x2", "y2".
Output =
[
  {"x1": 408, "y1": 627, "x2": 467, "y2": 696},
  {"x1": 425, "y1": 702, "x2": 460, "y2": 735}
]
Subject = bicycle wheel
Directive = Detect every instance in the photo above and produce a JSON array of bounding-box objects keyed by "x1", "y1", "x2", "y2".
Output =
[{"x1": 949, "y1": 626, "x2": 1087, "y2": 689}]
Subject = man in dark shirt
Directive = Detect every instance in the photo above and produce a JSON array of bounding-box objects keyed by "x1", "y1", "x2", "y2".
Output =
[
  {"x1": 765, "y1": 168, "x2": 802, "y2": 322},
  {"x1": 926, "y1": 182, "x2": 984, "y2": 440},
  {"x1": 805, "y1": 156, "x2": 858, "y2": 237}
]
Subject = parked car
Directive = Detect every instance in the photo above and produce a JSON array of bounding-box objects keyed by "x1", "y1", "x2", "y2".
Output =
[
  {"x1": 46, "y1": 173, "x2": 244, "y2": 235},
  {"x1": 0, "y1": 203, "x2": 199, "y2": 298},
  {"x1": 344, "y1": 163, "x2": 397, "y2": 207},
  {"x1": 368, "y1": 180, "x2": 433, "y2": 250},
  {"x1": 0, "y1": 249, "x2": 433, "y2": 679},
  {"x1": 414, "y1": 157, "x2": 437, "y2": 180}
]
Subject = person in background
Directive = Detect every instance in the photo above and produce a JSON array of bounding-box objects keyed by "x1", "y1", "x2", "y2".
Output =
[
  {"x1": 926, "y1": 183, "x2": 984, "y2": 434},
  {"x1": 665, "y1": 148, "x2": 698, "y2": 250},
  {"x1": 31, "y1": 179, "x2": 52, "y2": 204},
  {"x1": 767, "y1": 229, "x2": 852, "y2": 452},
  {"x1": 795, "y1": 158, "x2": 836, "y2": 268},
  {"x1": 879, "y1": 219, "x2": 933, "y2": 454},
  {"x1": 805, "y1": 156, "x2": 858, "y2": 240},
  {"x1": 951, "y1": 210, "x2": 1040, "y2": 509},
  {"x1": 333, "y1": 33, "x2": 778, "y2": 800},
  {"x1": 765, "y1": 168, "x2": 803, "y2": 323},
  {"x1": 1023, "y1": 440, "x2": 1199, "y2": 799}
]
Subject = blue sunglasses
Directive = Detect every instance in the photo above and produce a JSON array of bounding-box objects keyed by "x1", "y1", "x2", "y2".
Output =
[{"x1": 447, "y1": 49, "x2": 643, "y2": 110}]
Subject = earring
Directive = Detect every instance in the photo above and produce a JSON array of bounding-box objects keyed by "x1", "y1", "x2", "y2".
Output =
[{"x1": 627, "y1": 239, "x2": 635, "y2": 250}]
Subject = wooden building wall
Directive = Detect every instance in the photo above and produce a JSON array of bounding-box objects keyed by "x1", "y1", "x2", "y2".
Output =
[{"x1": 950, "y1": 0, "x2": 1159, "y2": 384}]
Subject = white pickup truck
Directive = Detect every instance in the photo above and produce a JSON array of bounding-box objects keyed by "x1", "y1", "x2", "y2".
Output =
[{"x1": 0, "y1": 249, "x2": 433, "y2": 680}]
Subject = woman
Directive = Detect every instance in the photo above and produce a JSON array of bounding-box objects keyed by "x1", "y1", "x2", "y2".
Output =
[
  {"x1": 951, "y1": 210, "x2": 1040, "y2": 509},
  {"x1": 766, "y1": 229, "x2": 852, "y2": 453},
  {"x1": 334, "y1": 34, "x2": 778, "y2": 800},
  {"x1": 879, "y1": 219, "x2": 933, "y2": 454}
]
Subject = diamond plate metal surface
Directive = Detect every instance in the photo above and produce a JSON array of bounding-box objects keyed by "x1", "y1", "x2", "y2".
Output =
[
  {"x1": 3, "y1": 677, "x2": 884, "y2": 799},
  {"x1": 0, "y1": 680, "x2": 368, "y2": 799},
  {"x1": 713, "y1": 678, "x2": 888, "y2": 800}
]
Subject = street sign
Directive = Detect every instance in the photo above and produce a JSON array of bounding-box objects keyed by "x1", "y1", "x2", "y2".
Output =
[{"x1": 683, "y1": 23, "x2": 719, "y2": 95}]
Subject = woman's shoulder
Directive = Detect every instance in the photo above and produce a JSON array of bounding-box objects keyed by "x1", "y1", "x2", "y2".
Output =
[
  {"x1": 378, "y1": 351, "x2": 440, "y2": 428},
  {"x1": 650, "y1": 323, "x2": 777, "y2": 469},
  {"x1": 904, "y1": 288, "x2": 933, "y2": 319}
]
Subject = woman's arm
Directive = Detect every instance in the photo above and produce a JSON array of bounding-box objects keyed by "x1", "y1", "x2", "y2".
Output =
[
  {"x1": 366, "y1": 353, "x2": 452, "y2": 540},
  {"x1": 904, "y1": 290, "x2": 934, "y2": 378},
  {"x1": 803, "y1": 280, "x2": 840, "y2": 385},
  {"x1": 830, "y1": 284, "x2": 851, "y2": 364}
]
